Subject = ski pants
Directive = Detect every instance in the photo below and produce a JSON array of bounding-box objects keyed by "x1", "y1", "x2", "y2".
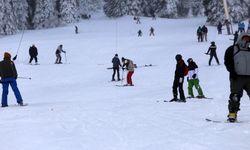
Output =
[
  {"x1": 228, "y1": 76, "x2": 250, "y2": 113},
  {"x1": 1, "y1": 77, "x2": 23, "y2": 106},
  {"x1": 29, "y1": 56, "x2": 38, "y2": 63},
  {"x1": 209, "y1": 53, "x2": 219, "y2": 65},
  {"x1": 55, "y1": 54, "x2": 62, "y2": 63},
  {"x1": 112, "y1": 67, "x2": 120, "y2": 80},
  {"x1": 172, "y1": 77, "x2": 185, "y2": 100},
  {"x1": 127, "y1": 71, "x2": 134, "y2": 85},
  {"x1": 188, "y1": 79, "x2": 204, "y2": 97}
]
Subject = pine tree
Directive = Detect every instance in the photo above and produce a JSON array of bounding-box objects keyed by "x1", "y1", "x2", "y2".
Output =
[
  {"x1": 11, "y1": 0, "x2": 28, "y2": 30},
  {"x1": 59, "y1": 0, "x2": 80, "y2": 24},
  {"x1": 157, "y1": 0, "x2": 177, "y2": 18},
  {"x1": 205, "y1": 0, "x2": 224, "y2": 25},
  {"x1": 103, "y1": 0, "x2": 127, "y2": 17},
  {"x1": 32, "y1": 0, "x2": 58, "y2": 29},
  {"x1": 79, "y1": 0, "x2": 103, "y2": 17},
  {"x1": 126, "y1": 0, "x2": 142, "y2": 16},
  {"x1": 228, "y1": 0, "x2": 247, "y2": 23}
]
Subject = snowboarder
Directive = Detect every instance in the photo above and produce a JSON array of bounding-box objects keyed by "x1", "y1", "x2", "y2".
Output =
[
  {"x1": 217, "y1": 21, "x2": 222, "y2": 34},
  {"x1": 112, "y1": 54, "x2": 121, "y2": 81},
  {"x1": 29, "y1": 44, "x2": 38, "y2": 64},
  {"x1": 149, "y1": 27, "x2": 155, "y2": 36},
  {"x1": 186, "y1": 58, "x2": 205, "y2": 98},
  {"x1": 206, "y1": 41, "x2": 220, "y2": 66},
  {"x1": 0, "y1": 52, "x2": 24, "y2": 107},
  {"x1": 224, "y1": 33, "x2": 250, "y2": 122},
  {"x1": 121, "y1": 57, "x2": 134, "y2": 86},
  {"x1": 75, "y1": 26, "x2": 78, "y2": 34},
  {"x1": 197, "y1": 26, "x2": 203, "y2": 42},
  {"x1": 138, "y1": 30, "x2": 142, "y2": 37},
  {"x1": 55, "y1": 44, "x2": 66, "y2": 64},
  {"x1": 201, "y1": 25, "x2": 208, "y2": 42},
  {"x1": 170, "y1": 54, "x2": 187, "y2": 102}
]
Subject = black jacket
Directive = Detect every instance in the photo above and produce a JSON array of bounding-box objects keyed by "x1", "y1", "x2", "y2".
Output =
[
  {"x1": 29, "y1": 46, "x2": 38, "y2": 57},
  {"x1": 207, "y1": 44, "x2": 217, "y2": 55},
  {"x1": 112, "y1": 56, "x2": 121, "y2": 68},
  {"x1": 0, "y1": 59, "x2": 18, "y2": 78},
  {"x1": 188, "y1": 61, "x2": 198, "y2": 71}
]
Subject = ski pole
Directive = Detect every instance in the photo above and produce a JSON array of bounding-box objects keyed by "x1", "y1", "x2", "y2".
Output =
[
  {"x1": 64, "y1": 52, "x2": 67, "y2": 64},
  {"x1": 18, "y1": 77, "x2": 32, "y2": 80},
  {"x1": 121, "y1": 68, "x2": 124, "y2": 85}
]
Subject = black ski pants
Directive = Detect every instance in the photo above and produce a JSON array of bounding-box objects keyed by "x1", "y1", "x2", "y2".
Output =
[
  {"x1": 112, "y1": 67, "x2": 120, "y2": 80},
  {"x1": 209, "y1": 53, "x2": 219, "y2": 65},
  {"x1": 172, "y1": 77, "x2": 185, "y2": 100}
]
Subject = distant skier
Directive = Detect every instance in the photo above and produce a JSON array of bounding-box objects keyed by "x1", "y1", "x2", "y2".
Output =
[
  {"x1": 238, "y1": 22, "x2": 245, "y2": 33},
  {"x1": 138, "y1": 30, "x2": 142, "y2": 37},
  {"x1": 111, "y1": 54, "x2": 121, "y2": 81},
  {"x1": 170, "y1": 54, "x2": 187, "y2": 102},
  {"x1": 233, "y1": 31, "x2": 238, "y2": 45},
  {"x1": 136, "y1": 17, "x2": 141, "y2": 24},
  {"x1": 197, "y1": 26, "x2": 203, "y2": 42},
  {"x1": 55, "y1": 44, "x2": 66, "y2": 64},
  {"x1": 186, "y1": 58, "x2": 205, "y2": 98},
  {"x1": 121, "y1": 57, "x2": 134, "y2": 86},
  {"x1": 224, "y1": 33, "x2": 250, "y2": 122},
  {"x1": 205, "y1": 41, "x2": 220, "y2": 66},
  {"x1": 247, "y1": 20, "x2": 250, "y2": 33},
  {"x1": 0, "y1": 52, "x2": 24, "y2": 107},
  {"x1": 29, "y1": 44, "x2": 38, "y2": 64},
  {"x1": 224, "y1": 19, "x2": 231, "y2": 35},
  {"x1": 201, "y1": 25, "x2": 208, "y2": 42},
  {"x1": 217, "y1": 21, "x2": 222, "y2": 34},
  {"x1": 75, "y1": 26, "x2": 78, "y2": 34},
  {"x1": 149, "y1": 27, "x2": 155, "y2": 36}
]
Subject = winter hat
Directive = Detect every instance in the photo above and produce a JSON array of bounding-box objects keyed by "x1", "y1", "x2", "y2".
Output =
[
  {"x1": 115, "y1": 54, "x2": 118, "y2": 57},
  {"x1": 4, "y1": 52, "x2": 11, "y2": 59},
  {"x1": 187, "y1": 58, "x2": 193, "y2": 63},
  {"x1": 121, "y1": 57, "x2": 125, "y2": 62},
  {"x1": 175, "y1": 54, "x2": 182, "y2": 61}
]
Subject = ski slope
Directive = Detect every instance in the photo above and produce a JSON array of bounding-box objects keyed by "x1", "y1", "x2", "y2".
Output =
[{"x1": 0, "y1": 14, "x2": 250, "y2": 150}]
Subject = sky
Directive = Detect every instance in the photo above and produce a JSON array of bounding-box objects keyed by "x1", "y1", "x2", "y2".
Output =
[{"x1": 0, "y1": 13, "x2": 249, "y2": 150}]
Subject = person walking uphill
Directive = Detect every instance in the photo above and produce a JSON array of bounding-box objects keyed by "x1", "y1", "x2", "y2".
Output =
[
  {"x1": 170, "y1": 54, "x2": 188, "y2": 102},
  {"x1": 55, "y1": 44, "x2": 66, "y2": 64},
  {"x1": 29, "y1": 44, "x2": 38, "y2": 64},
  {"x1": 206, "y1": 41, "x2": 220, "y2": 66},
  {"x1": 121, "y1": 57, "x2": 134, "y2": 86},
  {"x1": 112, "y1": 54, "x2": 121, "y2": 81},
  {"x1": 224, "y1": 33, "x2": 250, "y2": 122},
  {"x1": 186, "y1": 58, "x2": 205, "y2": 98},
  {"x1": 0, "y1": 52, "x2": 24, "y2": 107}
]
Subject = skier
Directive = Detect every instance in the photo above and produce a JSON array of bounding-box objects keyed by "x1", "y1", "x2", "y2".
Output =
[
  {"x1": 149, "y1": 27, "x2": 155, "y2": 36},
  {"x1": 217, "y1": 21, "x2": 222, "y2": 34},
  {"x1": 247, "y1": 20, "x2": 250, "y2": 33},
  {"x1": 75, "y1": 26, "x2": 78, "y2": 34},
  {"x1": 136, "y1": 17, "x2": 141, "y2": 24},
  {"x1": 121, "y1": 57, "x2": 134, "y2": 86},
  {"x1": 186, "y1": 58, "x2": 205, "y2": 98},
  {"x1": 29, "y1": 44, "x2": 38, "y2": 64},
  {"x1": 224, "y1": 33, "x2": 250, "y2": 122},
  {"x1": 197, "y1": 26, "x2": 203, "y2": 42},
  {"x1": 201, "y1": 25, "x2": 208, "y2": 42},
  {"x1": 55, "y1": 44, "x2": 66, "y2": 64},
  {"x1": 0, "y1": 52, "x2": 24, "y2": 107},
  {"x1": 170, "y1": 54, "x2": 187, "y2": 102},
  {"x1": 111, "y1": 54, "x2": 121, "y2": 81},
  {"x1": 138, "y1": 30, "x2": 142, "y2": 37},
  {"x1": 233, "y1": 31, "x2": 238, "y2": 45},
  {"x1": 206, "y1": 41, "x2": 220, "y2": 66},
  {"x1": 224, "y1": 19, "x2": 231, "y2": 35}
]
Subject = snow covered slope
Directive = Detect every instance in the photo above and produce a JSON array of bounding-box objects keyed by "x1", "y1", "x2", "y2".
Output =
[{"x1": 0, "y1": 14, "x2": 249, "y2": 150}]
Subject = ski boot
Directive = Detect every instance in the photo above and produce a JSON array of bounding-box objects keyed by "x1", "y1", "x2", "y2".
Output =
[
  {"x1": 196, "y1": 95, "x2": 205, "y2": 99},
  {"x1": 227, "y1": 112, "x2": 237, "y2": 123},
  {"x1": 169, "y1": 98, "x2": 178, "y2": 102}
]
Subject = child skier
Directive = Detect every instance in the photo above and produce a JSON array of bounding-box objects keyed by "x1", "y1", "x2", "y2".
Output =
[{"x1": 121, "y1": 57, "x2": 134, "y2": 86}]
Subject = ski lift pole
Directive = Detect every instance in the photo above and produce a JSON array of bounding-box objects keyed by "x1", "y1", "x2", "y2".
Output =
[{"x1": 13, "y1": 28, "x2": 25, "y2": 61}]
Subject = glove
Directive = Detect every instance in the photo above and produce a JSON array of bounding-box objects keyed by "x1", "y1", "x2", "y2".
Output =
[
  {"x1": 192, "y1": 74, "x2": 197, "y2": 79},
  {"x1": 179, "y1": 77, "x2": 183, "y2": 83},
  {"x1": 230, "y1": 72, "x2": 237, "y2": 80}
]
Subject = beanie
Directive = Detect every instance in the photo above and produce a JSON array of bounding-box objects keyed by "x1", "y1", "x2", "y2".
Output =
[{"x1": 4, "y1": 52, "x2": 11, "y2": 59}]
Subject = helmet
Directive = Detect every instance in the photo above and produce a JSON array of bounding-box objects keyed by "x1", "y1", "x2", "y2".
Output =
[
  {"x1": 236, "y1": 33, "x2": 250, "y2": 50},
  {"x1": 187, "y1": 58, "x2": 193, "y2": 63},
  {"x1": 115, "y1": 53, "x2": 118, "y2": 57},
  {"x1": 175, "y1": 54, "x2": 182, "y2": 61},
  {"x1": 121, "y1": 57, "x2": 125, "y2": 62},
  {"x1": 211, "y1": 41, "x2": 215, "y2": 45}
]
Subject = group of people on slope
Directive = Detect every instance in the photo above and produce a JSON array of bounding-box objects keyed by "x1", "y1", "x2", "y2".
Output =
[
  {"x1": 197, "y1": 25, "x2": 208, "y2": 42},
  {"x1": 28, "y1": 44, "x2": 67, "y2": 65},
  {"x1": 138, "y1": 27, "x2": 155, "y2": 37},
  {"x1": 111, "y1": 54, "x2": 135, "y2": 86}
]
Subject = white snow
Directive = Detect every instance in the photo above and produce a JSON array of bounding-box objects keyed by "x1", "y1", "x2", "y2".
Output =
[{"x1": 0, "y1": 14, "x2": 250, "y2": 150}]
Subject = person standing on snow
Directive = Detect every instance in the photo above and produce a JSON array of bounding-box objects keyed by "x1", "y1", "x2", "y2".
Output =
[
  {"x1": 217, "y1": 21, "x2": 222, "y2": 34},
  {"x1": 197, "y1": 26, "x2": 203, "y2": 42},
  {"x1": 206, "y1": 41, "x2": 220, "y2": 66},
  {"x1": 186, "y1": 58, "x2": 205, "y2": 98},
  {"x1": 149, "y1": 27, "x2": 155, "y2": 36},
  {"x1": 201, "y1": 25, "x2": 208, "y2": 42},
  {"x1": 121, "y1": 57, "x2": 134, "y2": 86},
  {"x1": 224, "y1": 33, "x2": 250, "y2": 122},
  {"x1": 0, "y1": 52, "x2": 24, "y2": 107},
  {"x1": 29, "y1": 44, "x2": 38, "y2": 64},
  {"x1": 112, "y1": 54, "x2": 121, "y2": 81},
  {"x1": 138, "y1": 30, "x2": 142, "y2": 37},
  {"x1": 170, "y1": 54, "x2": 187, "y2": 102},
  {"x1": 55, "y1": 44, "x2": 66, "y2": 64}
]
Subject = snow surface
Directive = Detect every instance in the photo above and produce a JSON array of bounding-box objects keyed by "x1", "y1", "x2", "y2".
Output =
[{"x1": 0, "y1": 14, "x2": 250, "y2": 150}]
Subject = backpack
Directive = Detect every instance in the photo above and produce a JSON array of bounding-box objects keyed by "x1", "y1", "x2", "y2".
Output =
[{"x1": 184, "y1": 64, "x2": 188, "y2": 76}]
